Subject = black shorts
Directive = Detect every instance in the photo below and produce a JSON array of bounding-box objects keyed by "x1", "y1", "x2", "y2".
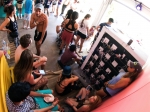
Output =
[
  {"x1": 34, "y1": 30, "x2": 47, "y2": 44},
  {"x1": 103, "y1": 87, "x2": 111, "y2": 97},
  {"x1": 77, "y1": 30, "x2": 87, "y2": 39},
  {"x1": 44, "y1": 5, "x2": 50, "y2": 8}
]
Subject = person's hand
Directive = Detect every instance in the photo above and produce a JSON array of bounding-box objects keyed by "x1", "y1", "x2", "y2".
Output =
[
  {"x1": 7, "y1": 29, "x2": 11, "y2": 33},
  {"x1": 36, "y1": 14, "x2": 46, "y2": 23},
  {"x1": 52, "y1": 98, "x2": 59, "y2": 106},
  {"x1": 65, "y1": 98, "x2": 72, "y2": 106},
  {"x1": 43, "y1": 94, "x2": 51, "y2": 97},
  {"x1": 37, "y1": 39, "x2": 42, "y2": 45},
  {"x1": 104, "y1": 82, "x2": 109, "y2": 86}
]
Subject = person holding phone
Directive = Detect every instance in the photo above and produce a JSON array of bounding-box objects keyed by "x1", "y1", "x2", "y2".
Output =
[{"x1": 75, "y1": 85, "x2": 93, "y2": 101}]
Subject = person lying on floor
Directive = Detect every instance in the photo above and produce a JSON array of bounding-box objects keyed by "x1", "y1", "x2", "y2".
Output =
[
  {"x1": 15, "y1": 34, "x2": 47, "y2": 70},
  {"x1": 6, "y1": 82, "x2": 59, "y2": 112},
  {"x1": 58, "y1": 45, "x2": 82, "y2": 68},
  {"x1": 96, "y1": 61, "x2": 142, "y2": 98},
  {"x1": 14, "y1": 49, "x2": 48, "y2": 91},
  {"x1": 55, "y1": 66, "x2": 79, "y2": 95},
  {"x1": 65, "y1": 95, "x2": 102, "y2": 112}
]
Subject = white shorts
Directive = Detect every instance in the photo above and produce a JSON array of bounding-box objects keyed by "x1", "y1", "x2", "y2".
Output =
[
  {"x1": 24, "y1": 13, "x2": 31, "y2": 21},
  {"x1": 17, "y1": 3, "x2": 23, "y2": 8}
]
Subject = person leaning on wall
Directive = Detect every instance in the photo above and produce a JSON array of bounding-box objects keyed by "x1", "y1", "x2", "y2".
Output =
[{"x1": 96, "y1": 61, "x2": 142, "y2": 99}]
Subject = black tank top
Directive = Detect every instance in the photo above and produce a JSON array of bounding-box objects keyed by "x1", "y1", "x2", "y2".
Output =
[
  {"x1": 6, "y1": 16, "x2": 18, "y2": 32},
  {"x1": 65, "y1": 20, "x2": 76, "y2": 31}
]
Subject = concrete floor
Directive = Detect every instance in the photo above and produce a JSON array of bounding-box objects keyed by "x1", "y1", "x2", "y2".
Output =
[{"x1": 0, "y1": 13, "x2": 93, "y2": 105}]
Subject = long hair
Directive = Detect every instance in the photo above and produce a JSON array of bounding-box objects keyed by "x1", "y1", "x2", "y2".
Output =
[
  {"x1": 123, "y1": 71, "x2": 140, "y2": 83},
  {"x1": 13, "y1": 49, "x2": 33, "y2": 82},
  {"x1": 80, "y1": 14, "x2": 91, "y2": 28},
  {"x1": 71, "y1": 11, "x2": 79, "y2": 22},
  {"x1": 4, "y1": 5, "x2": 15, "y2": 16},
  {"x1": 66, "y1": 9, "x2": 73, "y2": 19},
  {"x1": 88, "y1": 95, "x2": 102, "y2": 111}
]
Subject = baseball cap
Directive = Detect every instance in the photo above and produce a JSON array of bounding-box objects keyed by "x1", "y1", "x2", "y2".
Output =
[
  {"x1": 62, "y1": 66, "x2": 71, "y2": 77},
  {"x1": 35, "y1": 3, "x2": 44, "y2": 10},
  {"x1": 130, "y1": 61, "x2": 142, "y2": 73}
]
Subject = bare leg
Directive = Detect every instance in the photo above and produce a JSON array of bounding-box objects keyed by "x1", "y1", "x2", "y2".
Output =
[
  {"x1": 79, "y1": 38, "x2": 85, "y2": 53},
  {"x1": 26, "y1": 20, "x2": 30, "y2": 29},
  {"x1": 35, "y1": 41, "x2": 41, "y2": 56},
  {"x1": 23, "y1": 20, "x2": 26, "y2": 28},
  {"x1": 75, "y1": 35, "x2": 80, "y2": 46},
  {"x1": 47, "y1": 9, "x2": 49, "y2": 16},
  {"x1": 56, "y1": 25, "x2": 61, "y2": 34},
  {"x1": 76, "y1": 88, "x2": 87, "y2": 100},
  {"x1": 96, "y1": 88, "x2": 107, "y2": 98}
]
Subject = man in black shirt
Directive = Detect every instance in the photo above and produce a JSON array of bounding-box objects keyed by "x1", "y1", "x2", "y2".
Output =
[{"x1": 97, "y1": 18, "x2": 114, "y2": 32}]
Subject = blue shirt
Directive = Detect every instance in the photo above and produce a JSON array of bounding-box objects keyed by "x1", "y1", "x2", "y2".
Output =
[
  {"x1": 25, "y1": 0, "x2": 32, "y2": 14},
  {"x1": 106, "y1": 72, "x2": 126, "y2": 96}
]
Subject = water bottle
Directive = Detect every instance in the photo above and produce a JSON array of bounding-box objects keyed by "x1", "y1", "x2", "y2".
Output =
[{"x1": 2, "y1": 40, "x2": 7, "y2": 55}]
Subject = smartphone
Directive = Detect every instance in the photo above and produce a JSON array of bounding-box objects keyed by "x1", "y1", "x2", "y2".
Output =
[
  {"x1": 86, "y1": 85, "x2": 93, "y2": 91},
  {"x1": 39, "y1": 70, "x2": 45, "y2": 75}
]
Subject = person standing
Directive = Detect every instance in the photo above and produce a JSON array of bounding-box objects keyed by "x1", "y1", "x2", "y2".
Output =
[
  {"x1": 16, "y1": 0, "x2": 24, "y2": 19},
  {"x1": 59, "y1": 11, "x2": 79, "y2": 55},
  {"x1": 60, "y1": 0, "x2": 70, "y2": 16},
  {"x1": 0, "y1": 5, "x2": 20, "y2": 48},
  {"x1": 23, "y1": 0, "x2": 34, "y2": 29},
  {"x1": 55, "y1": 0, "x2": 62, "y2": 17},
  {"x1": 75, "y1": 14, "x2": 91, "y2": 53},
  {"x1": 30, "y1": 3, "x2": 48, "y2": 56}
]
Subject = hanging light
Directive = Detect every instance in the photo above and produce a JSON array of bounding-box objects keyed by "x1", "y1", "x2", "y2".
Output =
[{"x1": 136, "y1": 2, "x2": 142, "y2": 11}]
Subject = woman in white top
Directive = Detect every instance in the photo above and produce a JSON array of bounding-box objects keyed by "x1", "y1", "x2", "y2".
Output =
[{"x1": 75, "y1": 14, "x2": 91, "y2": 53}]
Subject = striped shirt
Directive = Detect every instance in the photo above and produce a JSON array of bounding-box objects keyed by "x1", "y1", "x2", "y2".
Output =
[{"x1": 6, "y1": 93, "x2": 39, "y2": 112}]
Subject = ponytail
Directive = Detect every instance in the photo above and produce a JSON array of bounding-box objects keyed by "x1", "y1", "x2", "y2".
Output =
[
  {"x1": 80, "y1": 19, "x2": 84, "y2": 28},
  {"x1": 4, "y1": 5, "x2": 15, "y2": 16},
  {"x1": 80, "y1": 14, "x2": 91, "y2": 28}
]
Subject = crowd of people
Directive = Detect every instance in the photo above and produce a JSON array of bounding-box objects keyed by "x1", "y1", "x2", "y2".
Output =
[{"x1": 0, "y1": 0, "x2": 143, "y2": 112}]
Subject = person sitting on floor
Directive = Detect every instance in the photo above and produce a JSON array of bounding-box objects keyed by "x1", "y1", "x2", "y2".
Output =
[
  {"x1": 6, "y1": 82, "x2": 59, "y2": 112},
  {"x1": 75, "y1": 85, "x2": 93, "y2": 101},
  {"x1": 14, "y1": 49, "x2": 48, "y2": 91},
  {"x1": 96, "y1": 61, "x2": 142, "y2": 98},
  {"x1": 58, "y1": 45, "x2": 81, "y2": 68},
  {"x1": 55, "y1": 66, "x2": 79, "y2": 95},
  {"x1": 15, "y1": 34, "x2": 47, "y2": 70},
  {"x1": 65, "y1": 95, "x2": 102, "y2": 112}
]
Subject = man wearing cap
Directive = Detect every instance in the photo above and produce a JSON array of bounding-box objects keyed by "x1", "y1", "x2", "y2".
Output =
[
  {"x1": 96, "y1": 61, "x2": 142, "y2": 98},
  {"x1": 30, "y1": 3, "x2": 48, "y2": 56}
]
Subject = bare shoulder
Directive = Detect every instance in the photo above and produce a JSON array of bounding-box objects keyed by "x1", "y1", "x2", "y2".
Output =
[
  {"x1": 121, "y1": 77, "x2": 131, "y2": 83},
  {"x1": 78, "y1": 105, "x2": 90, "y2": 112}
]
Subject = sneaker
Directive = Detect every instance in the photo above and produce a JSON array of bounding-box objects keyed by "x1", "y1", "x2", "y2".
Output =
[
  {"x1": 26, "y1": 27, "x2": 30, "y2": 30},
  {"x1": 23, "y1": 26, "x2": 26, "y2": 29},
  {"x1": 59, "y1": 13, "x2": 63, "y2": 16}
]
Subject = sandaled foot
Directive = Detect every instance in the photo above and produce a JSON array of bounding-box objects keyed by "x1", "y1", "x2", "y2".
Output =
[{"x1": 78, "y1": 51, "x2": 83, "y2": 53}]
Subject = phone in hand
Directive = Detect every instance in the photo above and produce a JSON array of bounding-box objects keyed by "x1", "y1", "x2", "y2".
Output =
[
  {"x1": 39, "y1": 70, "x2": 45, "y2": 75},
  {"x1": 86, "y1": 85, "x2": 93, "y2": 91}
]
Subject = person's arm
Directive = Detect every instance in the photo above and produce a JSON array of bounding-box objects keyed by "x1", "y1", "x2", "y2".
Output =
[
  {"x1": 69, "y1": 75, "x2": 79, "y2": 83},
  {"x1": 105, "y1": 78, "x2": 130, "y2": 90},
  {"x1": 33, "y1": 99, "x2": 59, "y2": 112},
  {"x1": 76, "y1": 105, "x2": 89, "y2": 112},
  {"x1": 30, "y1": 91, "x2": 50, "y2": 97},
  {"x1": 33, "y1": 54, "x2": 40, "y2": 58},
  {"x1": 32, "y1": 0, "x2": 35, "y2": 13},
  {"x1": 0, "y1": 18, "x2": 11, "y2": 32},
  {"x1": 29, "y1": 74, "x2": 42, "y2": 85},
  {"x1": 38, "y1": 14, "x2": 48, "y2": 44},
  {"x1": 30, "y1": 13, "x2": 37, "y2": 29}
]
